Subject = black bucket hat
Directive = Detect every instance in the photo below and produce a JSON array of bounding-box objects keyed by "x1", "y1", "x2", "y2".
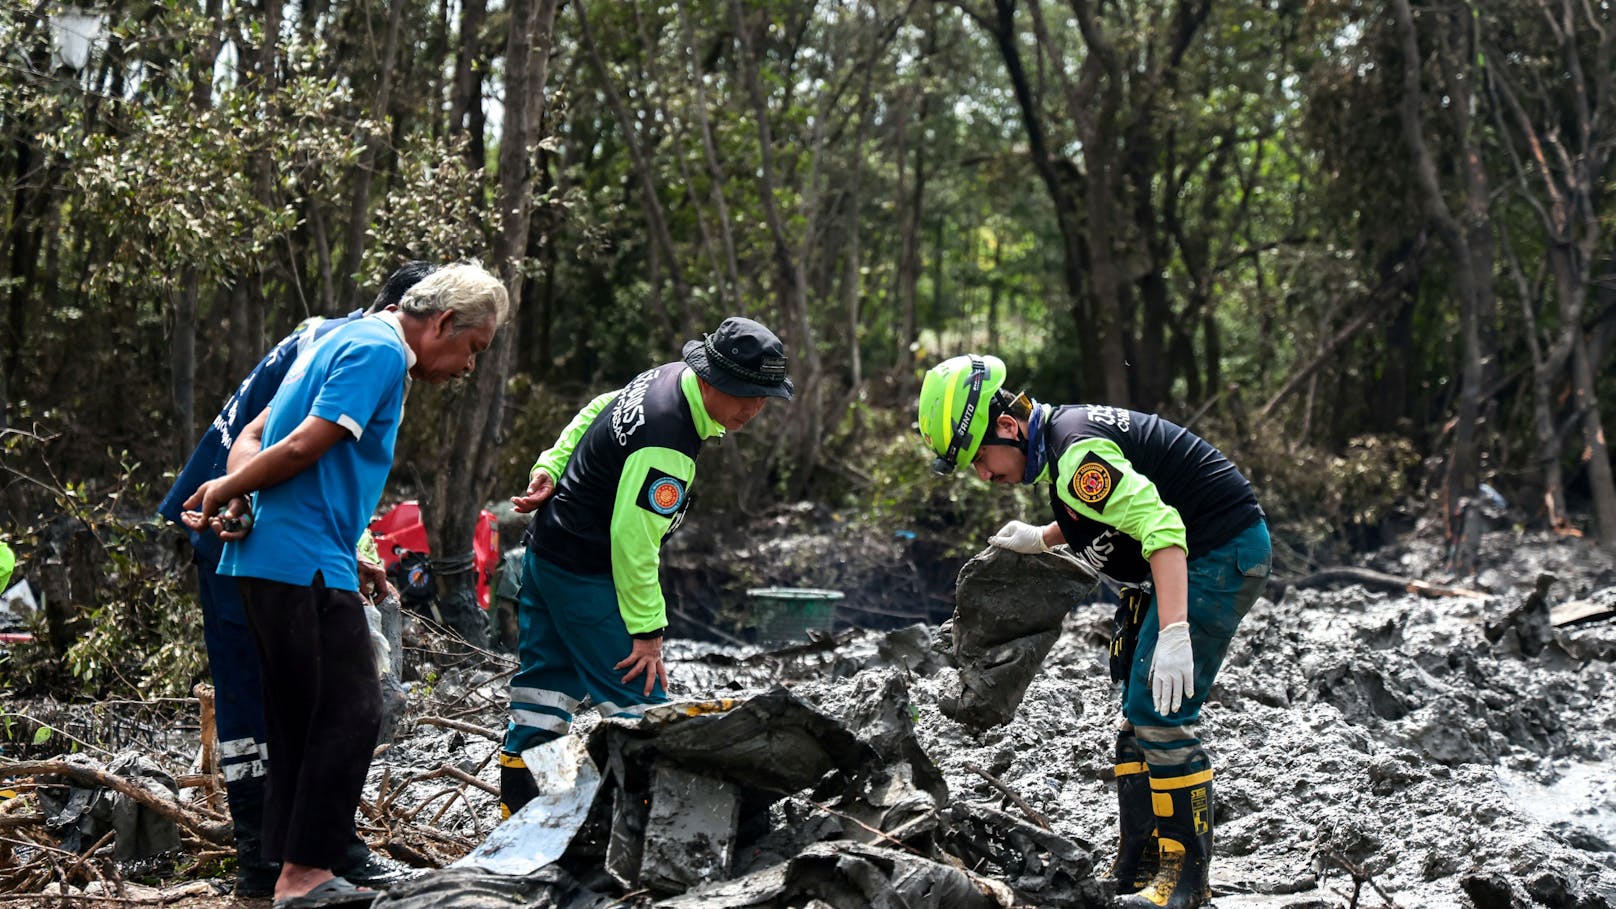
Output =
[{"x1": 682, "y1": 317, "x2": 794, "y2": 400}]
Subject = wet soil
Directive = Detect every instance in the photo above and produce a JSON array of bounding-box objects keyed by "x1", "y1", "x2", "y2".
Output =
[
  {"x1": 8, "y1": 528, "x2": 1616, "y2": 907},
  {"x1": 674, "y1": 528, "x2": 1616, "y2": 907}
]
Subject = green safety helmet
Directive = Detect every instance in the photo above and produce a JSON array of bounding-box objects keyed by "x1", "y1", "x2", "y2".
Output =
[{"x1": 917, "y1": 354, "x2": 1007, "y2": 475}]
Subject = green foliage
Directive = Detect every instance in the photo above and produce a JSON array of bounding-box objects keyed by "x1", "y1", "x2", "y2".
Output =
[
  {"x1": 821, "y1": 394, "x2": 1042, "y2": 561},
  {"x1": 0, "y1": 436, "x2": 206, "y2": 701},
  {"x1": 1238, "y1": 429, "x2": 1423, "y2": 566},
  {"x1": 367, "y1": 133, "x2": 496, "y2": 270}
]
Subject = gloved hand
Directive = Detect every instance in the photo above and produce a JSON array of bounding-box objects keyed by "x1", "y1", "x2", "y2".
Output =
[
  {"x1": 988, "y1": 520, "x2": 1050, "y2": 554},
  {"x1": 1150, "y1": 621, "x2": 1194, "y2": 715}
]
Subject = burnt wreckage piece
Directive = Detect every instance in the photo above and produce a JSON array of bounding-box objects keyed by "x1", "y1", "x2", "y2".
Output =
[{"x1": 941, "y1": 546, "x2": 1100, "y2": 730}]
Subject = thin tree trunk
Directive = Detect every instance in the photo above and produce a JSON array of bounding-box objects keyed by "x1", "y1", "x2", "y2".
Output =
[
  {"x1": 893, "y1": 6, "x2": 934, "y2": 399},
  {"x1": 677, "y1": 0, "x2": 741, "y2": 311},
  {"x1": 308, "y1": 199, "x2": 336, "y2": 312},
  {"x1": 1392, "y1": 0, "x2": 1490, "y2": 553},
  {"x1": 732, "y1": 0, "x2": 822, "y2": 497},
  {"x1": 843, "y1": 70, "x2": 873, "y2": 388},
  {"x1": 1501, "y1": 224, "x2": 1570, "y2": 530},
  {"x1": 449, "y1": 0, "x2": 489, "y2": 168},
  {"x1": 1486, "y1": 0, "x2": 1616, "y2": 547},
  {"x1": 575, "y1": 0, "x2": 689, "y2": 344},
  {"x1": 424, "y1": 0, "x2": 561, "y2": 644},
  {"x1": 172, "y1": 0, "x2": 224, "y2": 457},
  {"x1": 338, "y1": 0, "x2": 405, "y2": 307}
]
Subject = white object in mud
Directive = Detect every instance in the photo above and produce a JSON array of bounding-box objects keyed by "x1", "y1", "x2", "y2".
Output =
[{"x1": 452, "y1": 736, "x2": 601, "y2": 875}]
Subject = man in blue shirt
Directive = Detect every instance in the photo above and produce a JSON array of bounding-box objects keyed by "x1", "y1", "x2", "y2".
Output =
[
  {"x1": 184, "y1": 262, "x2": 508, "y2": 906},
  {"x1": 159, "y1": 262, "x2": 431, "y2": 897}
]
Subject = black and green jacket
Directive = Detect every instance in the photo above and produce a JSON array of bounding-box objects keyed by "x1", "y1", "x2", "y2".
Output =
[
  {"x1": 524, "y1": 363, "x2": 723, "y2": 634},
  {"x1": 1040, "y1": 404, "x2": 1263, "y2": 584}
]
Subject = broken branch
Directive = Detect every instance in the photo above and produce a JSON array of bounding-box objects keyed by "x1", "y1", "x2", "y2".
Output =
[
  {"x1": 963, "y1": 761, "x2": 1052, "y2": 830},
  {"x1": 0, "y1": 760, "x2": 230, "y2": 846}
]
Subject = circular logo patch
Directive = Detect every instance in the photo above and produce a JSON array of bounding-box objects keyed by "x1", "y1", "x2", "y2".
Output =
[
  {"x1": 647, "y1": 477, "x2": 685, "y2": 515},
  {"x1": 1074, "y1": 462, "x2": 1112, "y2": 504}
]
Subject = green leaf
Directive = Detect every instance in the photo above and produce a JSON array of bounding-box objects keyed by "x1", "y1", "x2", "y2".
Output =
[{"x1": 32, "y1": 726, "x2": 52, "y2": 746}]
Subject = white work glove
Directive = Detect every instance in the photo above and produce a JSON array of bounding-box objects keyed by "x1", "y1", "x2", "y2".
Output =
[
  {"x1": 1150, "y1": 621, "x2": 1194, "y2": 716},
  {"x1": 988, "y1": 520, "x2": 1050, "y2": 554}
]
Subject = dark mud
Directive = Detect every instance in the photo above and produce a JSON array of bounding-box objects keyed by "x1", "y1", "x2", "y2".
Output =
[
  {"x1": 387, "y1": 529, "x2": 1616, "y2": 906},
  {"x1": 679, "y1": 529, "x2": 1616, "y2": 907},
  {"x1": 18, "y1": 527, "x2": 1613, "y2": 907}
]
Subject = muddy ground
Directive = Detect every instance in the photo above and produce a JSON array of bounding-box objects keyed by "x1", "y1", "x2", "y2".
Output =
[
  {"x1": 378, "y1": 527, "x2": 1616, "y2": 907},
  {"x1": 6, "y1": 527, "x2": 1616, "y2": 907}
]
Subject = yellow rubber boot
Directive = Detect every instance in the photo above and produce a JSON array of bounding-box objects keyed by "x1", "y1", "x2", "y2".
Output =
[
  {"x1": 1103, "y1": 731, "x2": 1158, "y2": 896},
  {"x1": 1118, "y1": 753, "x2": 1213, "y2": 909},
  {"x1": 498, "y1": 752, "x2": 539, "y2": 820}
]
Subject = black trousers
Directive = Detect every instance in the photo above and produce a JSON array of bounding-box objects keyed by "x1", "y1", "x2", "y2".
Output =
[{"x1": 238, "y1": 575, "x2": 381, "y2": 870}]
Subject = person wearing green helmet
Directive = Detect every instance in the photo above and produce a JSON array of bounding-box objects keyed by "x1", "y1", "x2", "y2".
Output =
[{"x1": 918, "y1": 354, "x2": 1271, "y2": 909}]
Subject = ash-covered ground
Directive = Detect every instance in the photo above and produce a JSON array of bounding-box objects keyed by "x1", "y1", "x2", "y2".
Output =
[{"x1": 391, "y1": 528, "x2": 1616, "y2": 907}]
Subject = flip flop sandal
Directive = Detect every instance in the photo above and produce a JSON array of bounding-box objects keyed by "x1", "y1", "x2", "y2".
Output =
[{"x1": 270, "y1": 876, "x2": 378, "y2": 909}]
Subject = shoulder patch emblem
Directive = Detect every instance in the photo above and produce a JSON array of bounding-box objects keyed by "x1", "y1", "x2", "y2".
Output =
[
  {"x1": 1072, "y1": 451, "x2": 1121, "y2": 512},
  {"x1": 639, "y1": 468, "x2": 687, "y2": 516}
]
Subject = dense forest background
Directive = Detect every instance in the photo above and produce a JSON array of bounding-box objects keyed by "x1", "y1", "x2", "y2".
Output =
[{"x1": 3, "y1": 0, "x2": 1615, "y2": 610}]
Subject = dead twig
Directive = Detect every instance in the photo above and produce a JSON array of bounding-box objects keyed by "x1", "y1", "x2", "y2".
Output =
[
  {"x1": 415, "y1": 715, "x2": 501, "y2": 741},
  {"x1": 1285, "y1": 567, "x2": 1485, "y2": 599},
  {"x1": 963, "y1": 761, "x2": 1052, "y2": 831},
  {"x1": 806, "y1": 799, "x2": 932, "y2": 858},
  {"x1": 1323, "y1": 846, "x2": 1401, "y2": 908},
  {"x1": 0, "y1": 760, "x2": 230, "y2": 845}
]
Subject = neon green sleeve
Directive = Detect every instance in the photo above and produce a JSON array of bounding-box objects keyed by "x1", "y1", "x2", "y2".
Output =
[
  {"x1": 608, "y1": 446, "x2": 696, "y2": 634},
  {"x1": 1053, "y1": 438, "x2": 1189, "y2": 558},
  {"x1": 355, "y1": 529, "x2": 380, "y2": 563},
  {"x1": 531, "y1": 392, "x2": 618, "y2": 479}
]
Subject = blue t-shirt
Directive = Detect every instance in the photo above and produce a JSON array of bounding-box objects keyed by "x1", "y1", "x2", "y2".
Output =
[
  {"x1": 218, "y1": 316, "x2": 408, "y2": 591},
  {"x1": 159, "y1": 311, "x2": 364, "y2": 566}
]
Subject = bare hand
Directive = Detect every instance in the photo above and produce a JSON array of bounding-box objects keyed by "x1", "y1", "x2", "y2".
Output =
[
  {"x1": 182, "y1": 485, "x2": 253, "y2": 541},
  {"x1": 358, "y1": 553, "x2": 395, "y2": 603},
  {"x1": 510, "y1": 469, "x2": 556, "y2": 514},
  {"x1": 614, "y1": 636, "x2": 669, "y2": 698}
]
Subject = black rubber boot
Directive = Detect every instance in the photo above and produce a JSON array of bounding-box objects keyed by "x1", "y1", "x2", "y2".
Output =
[
  {"x1": 1103, "y1": 731, "x2": 1158, "y2": 896},
  {"x1": 224, "y1": 776, "x2": 279, "y2": 898},
  {"x1": 335, "y1": 836, "x2": 418, "y2": 889},
  {"x1": 1118, "y1": 750, "x2": 1214, "y2": 909},
  {"x1": 498, "y1": 752, "x2": 539, "y2": 820}
]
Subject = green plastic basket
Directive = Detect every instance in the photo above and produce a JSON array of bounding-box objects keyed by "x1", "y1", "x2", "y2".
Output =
[{"x1": 745, "y1": 587, "x2": 844, "y2": 644}]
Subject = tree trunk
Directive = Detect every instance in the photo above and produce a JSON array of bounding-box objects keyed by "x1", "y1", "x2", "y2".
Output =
[
  {"x1": 423, "y1": 0, "x2": 561, "y2": 645},
  {"x1": 338, "y1": 0, "x2": 405, "y2": 307},
  {"x1": 172, "y1": 0, "x2": 224, "y2": 458},
  {"x1": 449, "y1": 0, "x2": 489, "y2": 169},
  {"x1": 980, "y1": 0, "x2": 1107, "y2": 399},
  {"x1": 1486, "y1": 0, "x2": 1616, "y2": 547},
  {"x1": 893, "y1": 6, "x2": 934, "y2": 399},
  {"x1": 1568, "y1": 335, "x2": 1616, "y2": 548},
  {"x1": 677, "y1": 0, "x2": 741, "y2": 311},
  {"x1": 1392, "y1": 0, "x2": 1492, "y2": 555},
  {"x1": 731, "y1": 0, "x2": 822, "y2": 497},
  {"x1": 575, "y1": 0, "x2": 690, "y2": 345}
]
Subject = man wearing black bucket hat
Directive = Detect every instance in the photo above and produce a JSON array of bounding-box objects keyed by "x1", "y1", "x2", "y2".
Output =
[{"x1": 495, "y1": 316, "x2": 792, "y2": 819}]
